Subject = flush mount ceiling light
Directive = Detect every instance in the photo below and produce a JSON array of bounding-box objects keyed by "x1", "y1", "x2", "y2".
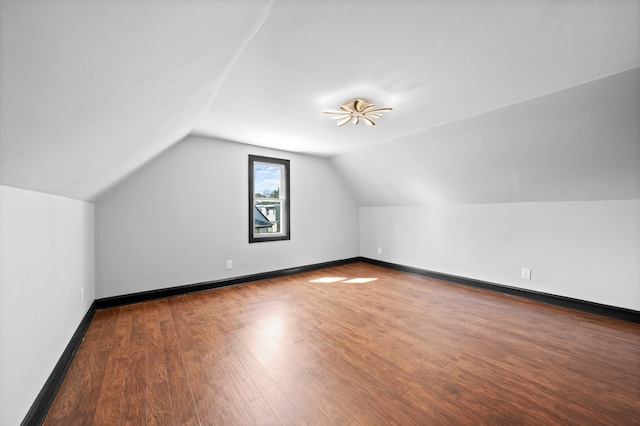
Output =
[{"x1": 323, "y1": 99, "x2": 392, "y2": 127}]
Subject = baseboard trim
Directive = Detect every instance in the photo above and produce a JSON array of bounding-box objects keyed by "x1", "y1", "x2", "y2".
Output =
[
  {"x1": 359, "y1": 257, "x2": 640, "y2": 324},
  {"x1": 21, "y1": 301, "x2": 98, "y2": 426},
  {"x1": 95, "y1": 257, "x2": 361, "y2": 310}
]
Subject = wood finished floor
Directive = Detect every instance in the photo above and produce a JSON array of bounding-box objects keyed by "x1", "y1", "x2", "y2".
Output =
[{"x1": 45, "y1": 263, "x2": 640, "y2": 425}]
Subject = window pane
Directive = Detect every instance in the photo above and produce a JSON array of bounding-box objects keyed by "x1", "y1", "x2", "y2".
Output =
[
  {"x1": 254, "y1": 163, "x2": 281, "y2": 200},
  {"x1": 254, "y1": 200, "x2": 282, "y2": 234},
  {"x1": 249, "y1": 155, "x2": 290, "y2": 243}
]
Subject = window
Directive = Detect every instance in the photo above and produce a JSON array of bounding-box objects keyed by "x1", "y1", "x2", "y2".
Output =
[{"x1": 249, "y1": 155, "x2": 290, "y2": 243}]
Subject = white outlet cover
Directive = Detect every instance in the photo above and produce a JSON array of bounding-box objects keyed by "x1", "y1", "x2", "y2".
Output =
[{"x1": 521, "y1": 268, "x2": 531, "y2": 279}]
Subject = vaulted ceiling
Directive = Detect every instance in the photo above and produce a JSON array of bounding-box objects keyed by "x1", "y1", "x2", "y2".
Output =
[{"x1": 1, "y1": 0, "x2": 638, "y2": 202}]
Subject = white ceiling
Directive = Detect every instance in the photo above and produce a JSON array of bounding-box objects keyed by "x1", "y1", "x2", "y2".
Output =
[{"x1": 1, "y1": 0, "x2": 639, "y2": 201}]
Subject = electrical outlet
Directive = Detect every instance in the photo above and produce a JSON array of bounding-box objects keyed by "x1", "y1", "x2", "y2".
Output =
[
  {"x1": 226, "y1": 260, "x2": 233, "y2": 270},
  {"x1": 521, "y1": 268, "x2": 531, "y2": 280},
  {"x1": 377, "y1": 247, "x2": 382, "y2": 254},
  {"x1": 80, "y1": 288, "x2": 84, "y2": 301}
]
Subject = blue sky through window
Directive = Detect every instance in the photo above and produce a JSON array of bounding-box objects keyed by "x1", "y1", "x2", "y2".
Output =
[{"x1": 254, "y1": 164, "x2": 281, "y2": 195}]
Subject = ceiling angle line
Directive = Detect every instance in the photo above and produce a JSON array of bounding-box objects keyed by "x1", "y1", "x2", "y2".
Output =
[{"x1": 188, "y1": 0, "x2": 278, "y2": 133}]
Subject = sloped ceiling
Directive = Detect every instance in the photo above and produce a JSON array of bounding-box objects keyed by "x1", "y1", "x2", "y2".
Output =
[
  {"x1": 0, "y1": 0, "x2": 273, "y2": 201},
  {"x1": 1, "y1": 0, "x2": 638, "y2": 202},
  {"x1": 330, "y1": 68, "x2": 640, "y2": 206}
]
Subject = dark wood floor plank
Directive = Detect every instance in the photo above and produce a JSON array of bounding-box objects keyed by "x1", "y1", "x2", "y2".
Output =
[
  {"x1": 240, "y1": 325, "x2": 350, "y2": 424},
  {"x1": 161, "y1": 299, "x2": 201, "y2": 426},
  {"x1": 44, "y1": 309, "x2": 120, "y2": 425},
  {"x1": 122, "y1": 305, "x2": 147, "y2": 426},
  {"x1": 45, "y1": 263, "x2": 640, "y2": 425},
  {"x1": 143, "y1": 301, "x2": 174, "y2": 426}
]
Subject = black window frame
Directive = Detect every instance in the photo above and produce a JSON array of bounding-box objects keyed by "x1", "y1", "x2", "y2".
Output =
[{"x1": 248, "y1": 155, "x2": 290, "y2": 243}]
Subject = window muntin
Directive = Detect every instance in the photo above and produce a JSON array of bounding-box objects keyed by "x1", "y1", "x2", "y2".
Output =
[{"x1": 249, "y1": 155, "x2": 290, "y2": 243}]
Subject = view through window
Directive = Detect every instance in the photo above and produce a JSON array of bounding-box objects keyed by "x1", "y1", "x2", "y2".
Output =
[{"x1": 249, "y1": 155, "x2": 290, "y2": 243}]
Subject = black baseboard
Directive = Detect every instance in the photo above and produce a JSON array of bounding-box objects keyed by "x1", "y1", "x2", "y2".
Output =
[
  {"x1": 359, "y1": 257, "x2": 640, "y2": 324},
  {"x1": 97, "y1": 255, "x2": 637, "y2": 322},
  {"x1": 21, "y1": 301, "x2": 98, "y2": 426},
  {"x1": 95, "y1": 257, "x2": 361, "y2": 310},
  {"x1": 23, "y1": 256, "x2": 639, "y2": 424}
]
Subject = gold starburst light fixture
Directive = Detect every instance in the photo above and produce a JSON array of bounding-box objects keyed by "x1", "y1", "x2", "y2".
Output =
[{"x1": 323, "y1": 99, "x2": 392, "y2": 127}]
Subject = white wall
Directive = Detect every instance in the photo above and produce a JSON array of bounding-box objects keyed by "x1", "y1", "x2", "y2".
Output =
[
  {"x1": 360, "y1": 200, "x2": 640, "y2": 311},
  {"x1": 95, "y1": 136, "x2": 359, "y2": 298},
  {"x1": 0, "y1": 185, "x2": 94, "y2": 426}
]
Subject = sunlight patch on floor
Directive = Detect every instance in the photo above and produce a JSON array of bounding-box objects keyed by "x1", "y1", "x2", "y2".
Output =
[
  {"x1": 309, "y1": 277, "x2": 347, "y2": 283},
  {"x1": 309, "y1": 277, "x2": 378, "y2": 284},
  {"x1": 343, "y1": 278, "x2": 378, "y2": 283}
]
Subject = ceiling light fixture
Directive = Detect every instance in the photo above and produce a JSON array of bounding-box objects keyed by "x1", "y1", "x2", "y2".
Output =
[{"x1": 323, "y1": 99, "x2": 392, "y2": 127}]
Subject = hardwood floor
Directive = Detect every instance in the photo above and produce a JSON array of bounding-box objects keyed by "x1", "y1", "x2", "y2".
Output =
[{"x1": 45, "y1": 263, "x2": 640, "y2": 425}]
